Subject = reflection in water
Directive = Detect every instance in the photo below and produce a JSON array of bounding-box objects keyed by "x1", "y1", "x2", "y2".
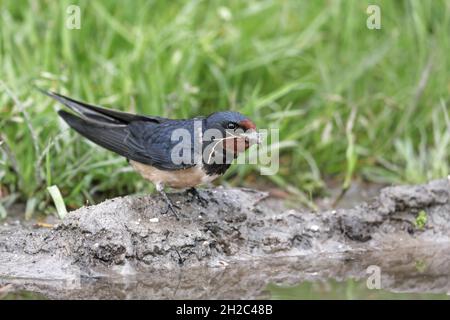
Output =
[
  {"x1": 267, "y1": 279, "x2": 450, "y2": 300},
  {"x1": 2, "y1": 244, "x2": 450, "y2": 299},
  {"x1": 1, "y1": 290, "x2": 47, "y2": 300}
]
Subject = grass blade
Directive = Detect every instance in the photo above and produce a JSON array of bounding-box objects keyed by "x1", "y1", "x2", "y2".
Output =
[{"x1": 47, "y1": 185, "x2": 68, "y2": 219}]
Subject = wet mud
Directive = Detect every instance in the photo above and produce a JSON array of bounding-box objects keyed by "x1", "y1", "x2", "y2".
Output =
[{"x1": 0, "y1": 178, "x2": 449, "y2": 299}]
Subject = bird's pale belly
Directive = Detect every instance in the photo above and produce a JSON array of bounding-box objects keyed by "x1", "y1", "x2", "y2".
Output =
[{"x1": 130, "y1": 160, "x2": 219, "y2": 189}]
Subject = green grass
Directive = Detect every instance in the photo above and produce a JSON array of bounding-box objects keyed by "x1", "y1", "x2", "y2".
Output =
[{"x1": 0, "y1": 0, "x2": 449, "y2": 216}]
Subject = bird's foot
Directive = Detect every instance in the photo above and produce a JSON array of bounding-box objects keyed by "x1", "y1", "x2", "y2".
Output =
[
  {"x1": 159, "y1": 190, "x2": 180, "y2": 220},
  {"x1": 186, "y1": 187, "x2": 209, "y2": 207},
  {"x1": 163, "y1": 202, "x2": 180, "y2": 220}
]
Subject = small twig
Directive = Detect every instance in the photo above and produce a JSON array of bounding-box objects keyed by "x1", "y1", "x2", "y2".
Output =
[{"x1": 33, "y1": 222, "x2": 54, "y2": 229}]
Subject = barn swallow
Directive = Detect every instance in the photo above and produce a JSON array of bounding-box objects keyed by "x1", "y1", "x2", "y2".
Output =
[{"x1": 42, "y1": 91, "x2": 260, "y2": 218}]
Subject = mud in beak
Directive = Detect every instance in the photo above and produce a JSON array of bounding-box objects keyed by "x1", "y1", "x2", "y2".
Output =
[
  {"x1": 223, "y1": 119, "x2": 261, "y2": 154},
  {"x1": 238, "y1": 130, "x2": 262, "y2": 146},
  {"x1": 223, "y1": 129, "x2": 262, "y2": 154},
  {"x1": 237, "y1": 119, "x2": 261, "y2": 147}
]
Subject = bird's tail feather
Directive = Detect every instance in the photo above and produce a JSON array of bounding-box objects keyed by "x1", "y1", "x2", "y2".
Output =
[{"x1": 40, "y1": 89, "x2": 162, "y2": 124}]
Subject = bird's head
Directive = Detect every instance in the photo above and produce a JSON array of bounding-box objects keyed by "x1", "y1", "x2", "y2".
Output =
[{"x1": 204, "y1": 111, "x2": 261, "y2": 156}]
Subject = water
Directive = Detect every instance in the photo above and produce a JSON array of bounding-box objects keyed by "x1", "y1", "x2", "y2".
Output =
[
  {"x1": 268, "y1": 280, "x2": 450, "y2": 300},
  {"x1": 2, "y1": 243, "x2": 450, "y2": 299}
]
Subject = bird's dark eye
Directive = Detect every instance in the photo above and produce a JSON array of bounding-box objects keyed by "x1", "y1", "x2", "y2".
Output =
[{"x1": 227, "y1": 122, "x2": 237, "y2": 129}]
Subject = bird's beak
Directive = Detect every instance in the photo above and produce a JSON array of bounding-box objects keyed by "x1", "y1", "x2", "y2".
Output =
[
  {"x1": 238, "y1": 130, "x2": 262, "y2": 146},
  {"x1": 236, "y1": 119, "x2": 261, "y2": 145},
  {"x1": 223, "y1": 129, "x2": 262, "y2": 154}
]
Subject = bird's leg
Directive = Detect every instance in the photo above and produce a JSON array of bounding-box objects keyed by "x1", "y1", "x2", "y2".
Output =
[
  {"x1": 156, "y1": 183, "x2": 180, "y2": 220},
  {"x1": 186, "y1": 187, "x2": 209, "y2": 207}
]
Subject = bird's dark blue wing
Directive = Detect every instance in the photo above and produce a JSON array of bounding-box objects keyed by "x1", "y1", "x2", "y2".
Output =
[
  {"x1": 126, "y1": 120, "x2": 200, "y2": 170},
  {"x1": 45, "y1": 90, "x2": 199, "y2": 170},
  {"x1": 58, "y1": 111, "x2": 199, "y2": 171}
]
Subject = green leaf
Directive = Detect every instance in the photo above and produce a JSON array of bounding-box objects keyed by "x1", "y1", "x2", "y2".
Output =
[
  {"x1": 414, "y1": 210, "x2": 428, "y2": 230},
  {"x1": 47, "y1": 185, "x2": 68, "y2": 219},
  {"x1": 25, "y1": 197, "x2": 37, "y2": 220}
]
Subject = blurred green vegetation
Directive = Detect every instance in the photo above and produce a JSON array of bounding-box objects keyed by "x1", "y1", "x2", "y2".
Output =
[{"x1": 0, "y1": 0, "x2": 449, "y2": 216}]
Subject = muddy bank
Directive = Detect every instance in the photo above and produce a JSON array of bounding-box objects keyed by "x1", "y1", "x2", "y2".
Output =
[{"x1": 0, "y1": 178, "x2": 449, "y2": 298}]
